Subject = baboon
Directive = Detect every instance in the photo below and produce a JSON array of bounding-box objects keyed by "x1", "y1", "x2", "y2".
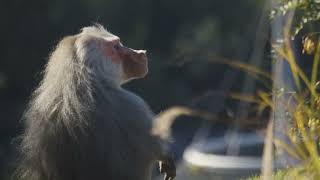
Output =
[{"x1": 16, "y1": 24, "x2": 175, "y2": 180}]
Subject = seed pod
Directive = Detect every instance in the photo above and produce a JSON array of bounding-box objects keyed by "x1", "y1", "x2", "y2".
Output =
[{"x1": 302, "y1": 33, "x2": 319, "y2": 55}]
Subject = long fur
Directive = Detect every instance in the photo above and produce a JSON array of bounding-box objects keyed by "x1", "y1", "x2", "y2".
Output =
[{"x1": 15, "y1": 25, "x2": 165, "y2": 180}]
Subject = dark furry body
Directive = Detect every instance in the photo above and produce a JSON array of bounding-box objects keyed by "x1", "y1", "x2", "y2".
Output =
[
  {"x1": 17, "y1": 80, "x2": 162, "y2": 180},
  {"x1": 15, "y1": 34, "x2": 164, "y2": 180}
]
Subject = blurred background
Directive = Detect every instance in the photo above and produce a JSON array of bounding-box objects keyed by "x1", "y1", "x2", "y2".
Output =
[{"x1": 0, "y1": 0, "x2": 271, "y2": 179}]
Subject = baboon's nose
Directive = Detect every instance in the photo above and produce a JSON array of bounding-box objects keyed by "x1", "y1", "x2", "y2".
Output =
[{"x1": 120, "y1": 46, "x2": 148, "y2": 63}]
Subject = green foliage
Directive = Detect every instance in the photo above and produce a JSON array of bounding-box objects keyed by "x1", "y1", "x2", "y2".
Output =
[
  {"x1": 232, "y1": 1, "x2": 320, "y2": 179},
  {"x1": 268, "y1": 0, "x2": 320, "y2": 178},
  {"x1": 245, "y1": 170, "x2": 287, "y2": 180},
  {"x1": 271, "y1": 0, "x2": 320, "y2": 39}
]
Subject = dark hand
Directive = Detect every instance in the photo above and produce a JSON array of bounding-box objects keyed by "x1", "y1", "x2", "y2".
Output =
[{"x1": 159, "y1": 158, "x2": 176, "y2": 180}]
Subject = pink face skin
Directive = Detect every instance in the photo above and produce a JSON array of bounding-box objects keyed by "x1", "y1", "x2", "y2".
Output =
[
  {"x1": 101, "y1": 36, "x2": 147, "y2": 64},
  {"x1": 99, "y1": 35, "x2": 148, "y2": 81}
]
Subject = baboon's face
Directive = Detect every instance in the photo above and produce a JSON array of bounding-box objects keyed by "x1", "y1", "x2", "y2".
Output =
[
  {"x1": 77, "y1": 26, "x2": 148, "y2": 83},
  {"x1": 101, "y1": 33, "x2": 148, "y2": 82}
]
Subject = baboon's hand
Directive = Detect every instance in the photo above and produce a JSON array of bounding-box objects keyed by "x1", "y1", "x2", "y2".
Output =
[{"x1": 159, "y1": 158, "x2": 176, "y2": 180}]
